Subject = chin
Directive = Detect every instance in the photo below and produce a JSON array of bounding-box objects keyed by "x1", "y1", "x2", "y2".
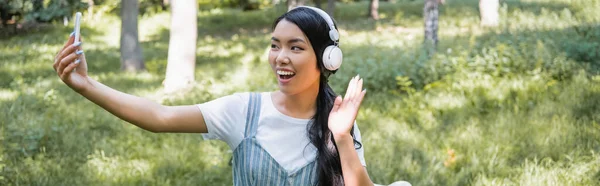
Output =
[
  {"x1": 278, "y1": 86, "x2": 303, "y2": 96},
  {"x1": 278, "y1": 87, "x2": 294, "y2": 95}
]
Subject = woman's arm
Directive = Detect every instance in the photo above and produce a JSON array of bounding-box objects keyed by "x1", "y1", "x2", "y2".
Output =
[
  {"x1": 54, "y1": 34, "x2": 207, "y2": 133},
  {"x1": 328, "y1": 75, "x2": 373, "y2": 186},
  {"x1": 80, "y1": 77, "x2": 207, "y2": 133},
  {"x1": 335, "y1": 134, "x2": 374, "y2": 186}
]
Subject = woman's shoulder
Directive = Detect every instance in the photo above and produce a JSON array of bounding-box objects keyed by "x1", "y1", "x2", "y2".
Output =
[
  {"x1": 214, "y1": 91, "x2": 272, "y2": 105},
  {"x1": 227, "y1": 91, "x2": 269, "y2": 99}
]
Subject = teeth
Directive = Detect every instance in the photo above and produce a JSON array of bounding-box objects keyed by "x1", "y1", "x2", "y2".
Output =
[{"x1": 277, "y1": 70, "x2": 295, "y2": 76}]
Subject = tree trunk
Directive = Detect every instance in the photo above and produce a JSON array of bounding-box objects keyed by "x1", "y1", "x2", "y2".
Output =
[
  {"x1": 162, "y1": 0, "x2": 169, "y2": 10},
  {"x1": 423, "y1": 0, "x2": 439, "y2": 53},
  {"x1": 368, "y1": 0, "x2": 379, "y2": 20},
  {"x1": 314, "y1": 0, "x2": 321, "y2": 8},
  {"x1": 326, "y1": 0, "x2": 335, "y2": 16},
  {"x1": 479, "y1": 0, "x2": 499, "y2": 27},
  {"x1": 287, "y1": 0, "x2": 296, "y2": 10},
  {"x1": 87, "y1": 0, "x2": 94, "y2": 19},
  {"x1": 120, "y1": 0, "x2": 145, "y2": 72},
  {"x1": 272, "y1": 0, "x2": 281, "y2": 6},
  {"x1": 287, "y1": 0, "x2": 306, "y2": 11},
  {"x1": 164, "y1": 0, "x2": 197, "y2": 92}
]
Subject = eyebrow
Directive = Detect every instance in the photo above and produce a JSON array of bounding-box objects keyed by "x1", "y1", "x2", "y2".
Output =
[{"x1": 271, "y1": 37, "x2": 306, "y2": 44}]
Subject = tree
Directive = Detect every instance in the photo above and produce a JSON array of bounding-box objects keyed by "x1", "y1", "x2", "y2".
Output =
[
  {"x1": 423, "y1": 0, "x2": 440, "y2": 54},
  {"x1": 479, "y1": 0, "x2": 499, "y2": 27},
  {"x1": 161, "y1": 0, "x2": 169, "y2": 10},
  {"x1": 368, "y1": 0, "x2": 379, "y2": 20},
  {"x1": 163, "y1": 0, "x2": 197, "y2": 92},
  {"x1": 287, "y1": 0, "x2": 306, "y2": 11},
  {"x1": 272, "y1": 0, "x2": 281, "y2": 6},
  {"x1": 326, "y1": 0, "x2": 334, "y2": 16},
  {"x1": 120, "y1": 0, "x2": 145, "y2": 72},
  {"x1": 32, "y1": 0, "x2": 43, "y2": 12},
  {"x1": 87, "y1": 0, "x2": 94, "y2": 20}
]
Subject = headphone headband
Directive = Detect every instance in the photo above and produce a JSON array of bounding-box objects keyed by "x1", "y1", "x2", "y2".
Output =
[{"x1": 295, "y1": 6, "x2": 340, "y2": 42}]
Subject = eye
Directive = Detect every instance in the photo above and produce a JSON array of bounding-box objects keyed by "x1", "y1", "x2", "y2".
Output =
[
  {"x1": 271, "y1": 44, "x2": 280, "y2": 49},
  {"x1": 291, "y1": 46, "x2": 304, "y2": 51}
]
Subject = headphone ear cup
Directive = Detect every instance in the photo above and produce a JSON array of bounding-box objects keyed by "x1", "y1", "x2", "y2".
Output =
[
  {"x1": 329, "y1": 30, "x2": 340, "y2": 41},
  {"x1": 323, "y1": 45, "x2": 343, "y2": 71}
]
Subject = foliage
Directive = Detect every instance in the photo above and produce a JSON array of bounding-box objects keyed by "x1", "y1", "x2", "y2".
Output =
[
  {"x1": 0, "y1": 0, "x2": 88, "y2": 23},
  {"x1": 1, "y1": 0, "x2": 599, "y2": 185}
]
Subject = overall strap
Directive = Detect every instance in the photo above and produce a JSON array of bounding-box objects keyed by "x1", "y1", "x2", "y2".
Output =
[{"x1": 243, "y1": 92, "x2": 262, "y2": 138}]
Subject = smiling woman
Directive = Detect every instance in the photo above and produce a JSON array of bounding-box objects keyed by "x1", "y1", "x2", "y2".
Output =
[
  {"x1": 52, "y1": 5, "x2": 378, "y2": 186},
  {"x1": 265, "y1": 7, "x2": 369, "y2": 186}
]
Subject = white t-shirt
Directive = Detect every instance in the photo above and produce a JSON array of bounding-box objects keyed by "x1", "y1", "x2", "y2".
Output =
[{"x1": 198, "y1": 92, "x2": 366, "y2": 173}]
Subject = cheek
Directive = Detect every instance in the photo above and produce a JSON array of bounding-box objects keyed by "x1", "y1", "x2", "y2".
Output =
[
  {"x1": 298, "y1": 57, "x2": 320, "y2": 77},
  {"x1": 310, "y1": 64, "x2": 321, "y2": 78},
  {"x1": 268, "y1": 51, "x2": 277, "y2": 66},
  {"x1": 307, "y1": 56, "x2": 320, "y2": 74}
]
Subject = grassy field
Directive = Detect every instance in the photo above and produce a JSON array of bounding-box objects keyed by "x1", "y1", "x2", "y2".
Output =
[{"x1": 1, "y1": 0, "x2": 600, "y2": 185}]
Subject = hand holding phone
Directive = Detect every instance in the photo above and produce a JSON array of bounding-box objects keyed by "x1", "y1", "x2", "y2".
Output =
[{"x1": 52, "y1": 11, "x2": 90, "y2": 92}]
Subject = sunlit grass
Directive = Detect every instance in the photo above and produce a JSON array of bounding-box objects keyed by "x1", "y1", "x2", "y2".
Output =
[{"x1": 0, "y1": 90, "x2": 18, "y2": 101}]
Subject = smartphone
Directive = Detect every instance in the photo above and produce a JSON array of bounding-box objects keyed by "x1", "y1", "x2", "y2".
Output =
[
  {"x1": 73, "y1": 12, "x2": 82, "y2": 42},
  {"x1": 73, "y1": 12, "x2": 82, "y2": 69}
]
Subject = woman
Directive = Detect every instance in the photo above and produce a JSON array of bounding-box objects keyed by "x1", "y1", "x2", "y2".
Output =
[{"x1": 53, "y1": 6, "x2": 372, "y2": 186}]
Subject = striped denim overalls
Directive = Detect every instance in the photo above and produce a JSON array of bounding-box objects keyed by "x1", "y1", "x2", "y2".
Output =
[{"x1": 232, "y1": 93, "x2": 318, "y2": 186}]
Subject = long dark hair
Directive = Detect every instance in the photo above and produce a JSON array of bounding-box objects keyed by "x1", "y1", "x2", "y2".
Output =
[{"x1": 273, "y1": 7, "x2": 362, "y2": 186}]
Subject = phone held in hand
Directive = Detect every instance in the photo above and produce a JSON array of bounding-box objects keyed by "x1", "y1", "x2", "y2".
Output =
[
  {"x1": 73, "y1": 12, "x2": 82, "y2": 42},
  {"x1": 72, "y1": 12, "x2": 82, "y2": 70}
]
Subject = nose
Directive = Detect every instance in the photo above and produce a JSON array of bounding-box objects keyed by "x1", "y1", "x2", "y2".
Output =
[{"x1": 275, "y1": 50, "x2": 290, "y2": 65}]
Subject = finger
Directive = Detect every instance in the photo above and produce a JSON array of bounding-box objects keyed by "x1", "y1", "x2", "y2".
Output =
[
  {"x1": 54, "y1": 33, "x2": 76, "y2": 67},
  {"x1": 345, "y1": 75, "x2": 357, "y2": 100},
  {"x1": 354, "y1": 77, "x2": 363, "y2": 102},
  {"x1": 62, "y1": 32, "x2": 76, "y2": 50},
  {"x1": 57, "y1": 51, "x2": 82, "y2": 75},
  {"x1": 56, "y1": 41, "x2": 82, "y2": 65},
  {"x1": 347, "y1": 75, "x2": 358, "y2": 101},
  {"x1": 350, "y1": 75, "x2": 361, "y2": 101},
  {"x1": 330, "y1": 96, "x2": 342, "y2": 113},
  {"x1": 57, "y1": 53, "x2": 77, "y2": 75},
  {"x1": 60, "y1": 59, "x2": 82, "y2": 80},
  {"x1": 356, "y1": 89, "x2": 367, "y2": 108},
  {"x1": 55, "y1": 42, "x2": 82, "y2": 72},
  {"x1": 343, "y1": 76, "x2": 355, "y2": 100}
]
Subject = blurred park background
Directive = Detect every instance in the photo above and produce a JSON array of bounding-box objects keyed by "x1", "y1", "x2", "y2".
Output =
[{"x1": 1, "y1": 0, "x2": 600, "y2": 185}]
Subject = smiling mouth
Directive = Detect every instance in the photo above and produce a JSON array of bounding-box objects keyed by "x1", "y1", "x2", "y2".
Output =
[{"x1": 277, "y1": 70, "x2": 296, "y2": 80}]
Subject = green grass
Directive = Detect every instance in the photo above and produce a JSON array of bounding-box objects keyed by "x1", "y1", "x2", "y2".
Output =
[{"x1": 1, "y1": 0, "x2": 600, "y2": 185}]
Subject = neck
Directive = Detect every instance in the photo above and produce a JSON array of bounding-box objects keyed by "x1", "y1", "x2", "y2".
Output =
[{"x1": 273, "y1": 80, "x2": 321, "y2": 119}]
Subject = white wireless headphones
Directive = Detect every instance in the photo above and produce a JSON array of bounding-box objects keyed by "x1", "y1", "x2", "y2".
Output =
[{"x1": 294, "y1": 6, "x2": 343, "y2": 71}]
